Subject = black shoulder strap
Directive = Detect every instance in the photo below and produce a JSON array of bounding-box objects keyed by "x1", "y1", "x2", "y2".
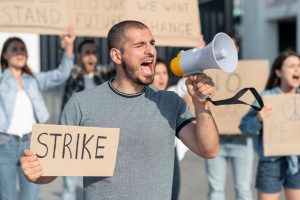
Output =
[{"x1": 206, "y1": 87, "x2": 264, "y2": 111}]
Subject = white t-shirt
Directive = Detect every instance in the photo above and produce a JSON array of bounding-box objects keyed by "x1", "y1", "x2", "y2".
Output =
[
  {"x1": 6, "y1": 90, "x2": 36, "y2": 136},
  {"x1": 84, "y1": 73, "x2": 96, "y2": 90},
  {"x1": 168, "y1": 78, "x2": 188, "y2": 98}
]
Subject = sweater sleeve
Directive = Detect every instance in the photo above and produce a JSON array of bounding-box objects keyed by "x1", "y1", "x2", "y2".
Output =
[
  {"x1": 239, "y1": 90, "x2": 271, "y2": 135},
  {"x1": 35, "y1": 55, "x2": 74, "y2": 91},
  {"x1": 239, "y1": 105, "x2": 262, "y2": 135}
]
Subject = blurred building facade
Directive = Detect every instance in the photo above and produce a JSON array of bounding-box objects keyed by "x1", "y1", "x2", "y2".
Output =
[
  {"x1": 199, "y1": 0, "x2": 237, "y2": 45},
  {"x1": 242, "y1": 0, "x2": 299, "y2": 61},
  {"x1": 199, "y1": 0, "x2": 300, "y2": 61}
]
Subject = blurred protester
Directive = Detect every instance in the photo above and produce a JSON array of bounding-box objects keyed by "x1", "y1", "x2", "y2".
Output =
[
  {"x1": 240, "y1": 51, "x2": 300, "y2": 200},
  {"x1": 152, "y1": 58, "x2": 182, "y2": 200},
  {"x1": 168, "y1": 33, "x2": 206, "y2": 162},
  {"x1": 204, "y1": 34, "x2": 254, "y2": 200},
  {"x1": 61, "y1": 39, "x2": 115, "y2": 200},
  {"x1": 0, "y1": 27, "x2": 75, "y2": 200},
  {"x1": 166, "y1": 34, "x2": 207, "y2": 199}
]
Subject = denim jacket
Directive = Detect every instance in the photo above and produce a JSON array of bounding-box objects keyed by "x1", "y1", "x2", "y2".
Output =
[
  {"x1": 0, "y1": 55, "x2": 74, "y2": 133},
  {"x1": 239, "y1": 86, "x2": 300, "y2": 174}
]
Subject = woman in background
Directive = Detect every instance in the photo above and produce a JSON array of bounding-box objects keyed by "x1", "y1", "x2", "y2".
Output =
[
  {"x1": 152, "y1": 58, "x2": 181, "y2": 200},
  {"x1": 0, "y1": 27, "x2": 75, "y2": 200},
  {"x1": 204, "y1": 34, "x2": 254, "y2": 200},
  {"x1": 61, "y1": 38, "x2": 115, "y2": 200},
  {"x1": 240, "y1": 51, "x2": 300, "y2": 200},
  {"x1": 152, "y1": 58, "x2": 169, "y2": 91}
]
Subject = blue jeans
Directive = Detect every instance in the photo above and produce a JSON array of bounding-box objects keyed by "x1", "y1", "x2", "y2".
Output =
[
  {"x1": 256, "y1": 158, "x2": 300, "y2": 193},
  {"x1": 205, "y1": 136, "x2": 254, "y2": 200},
  {"x1": 0, "y1": 133, "x2": 39, "y2": 200},
  {"x1": 62, "y1": 176, "x2": 77, "y2": 200}
]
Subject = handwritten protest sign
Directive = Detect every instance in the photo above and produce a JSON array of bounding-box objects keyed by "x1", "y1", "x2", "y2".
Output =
[
  {"x1": 0, "y1": 0, "x2": 201, "y2": 47},
  {"x1": 30, "y1": 124, "x2": 120, "y2": 176},
  {"x1": 125, "y1": 0, "x2": 201, "y2": 47},
  {"x1": 263, "y1": 95, "x2": 300, "y2": 156},
  {"x1": 0, "y1": 0, "x2": 69, "y2": 35},
  {"x1": 206, "y1": 60, "x2": 269, "y2": 135},
  {"x1": 69, "y1": 0, "x2": 125, "y2": 37}
]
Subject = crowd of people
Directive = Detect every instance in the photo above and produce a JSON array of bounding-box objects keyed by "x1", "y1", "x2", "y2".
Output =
[{"x1": 0, "y1": 20, "x2": 299, "y2": 200}]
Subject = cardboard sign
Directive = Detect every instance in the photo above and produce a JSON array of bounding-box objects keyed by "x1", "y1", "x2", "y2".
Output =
[
  {"x1": 125, "y1": 0, "x2": 201, "y2": 47},
  {"x1": 69, "y1": 0, "x2": 125, "y2": 37},
  {"x1": 206, "y1": 60, "x2": 269, "y2": 135},
  {"x1": 0, "y1": 0, "x2": 201, "y2": 47},
  {"x1": 30, "y1": 124, "x2": 120, "y2": 176},
  {"x1": 0, "y1": 0, "x2": 69, "y2": 35},
  {"x1": 263, "y1": 95, "x2": 300, "y2": 156}
]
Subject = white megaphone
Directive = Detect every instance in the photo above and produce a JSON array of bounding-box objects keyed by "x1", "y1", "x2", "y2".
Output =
[{"x1": 170, "y1": 32, "x2": 238, "y2": 77}]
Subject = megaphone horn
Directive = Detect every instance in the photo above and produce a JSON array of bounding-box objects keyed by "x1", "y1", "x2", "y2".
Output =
[{"x1": 170, "y1": 32, "x2": 238, "y2": 77}]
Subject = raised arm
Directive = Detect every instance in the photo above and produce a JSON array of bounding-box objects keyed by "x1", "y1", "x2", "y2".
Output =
[
  {"x1": 35, "y1": 26, "x2": 76, "y2": 91},
  {"x1": 62, "y1": 25, "x2": 76, "y2": 57},
  {"x1": 177, "y1": 74, "x2": 220, "y2": 158},
  {"x1": 20, "y1": 149, "x2": 57, "y2": 184}
]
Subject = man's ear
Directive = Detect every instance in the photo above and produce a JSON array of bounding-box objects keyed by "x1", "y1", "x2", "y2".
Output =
[{"x1": 110, "y1": 48, "x2": 122, "y2": 65}]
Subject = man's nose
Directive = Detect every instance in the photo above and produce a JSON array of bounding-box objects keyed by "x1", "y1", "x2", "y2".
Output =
[{"x1": 145, "y1": 44, "x2": 156, "y2": 56}]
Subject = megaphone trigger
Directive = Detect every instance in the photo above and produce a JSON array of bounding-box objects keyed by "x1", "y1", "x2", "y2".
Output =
[{"x1": 200, "y1": 95, "x2": 209, "y2": 102}]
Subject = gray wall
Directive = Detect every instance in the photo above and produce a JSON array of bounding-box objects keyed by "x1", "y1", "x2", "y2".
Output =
[{"x1": 242, "y1": 0, "x2": 300, "y2": 62}]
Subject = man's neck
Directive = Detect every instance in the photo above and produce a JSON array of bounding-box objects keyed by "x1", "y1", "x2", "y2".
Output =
[{"x1": 112, "y1": 75, "x2": 145, "y2": 94}]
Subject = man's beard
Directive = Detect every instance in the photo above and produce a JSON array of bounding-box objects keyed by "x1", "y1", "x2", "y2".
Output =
[{"x1": 123, "y1": 62, "x2": 154, "y2": 85}]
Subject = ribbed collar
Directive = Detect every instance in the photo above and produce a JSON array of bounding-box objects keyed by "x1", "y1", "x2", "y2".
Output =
[{"x1": 108, "y1": 79, "x2": 146, "y2": 98}]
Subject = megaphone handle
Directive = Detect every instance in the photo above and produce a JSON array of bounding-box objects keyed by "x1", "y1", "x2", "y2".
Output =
[
  {"x1": 186, "y1": 71, "x2": 203, "y2": 77},
  {"x1": 206, "y1": 87, "x2": 264, "y2": 111}
]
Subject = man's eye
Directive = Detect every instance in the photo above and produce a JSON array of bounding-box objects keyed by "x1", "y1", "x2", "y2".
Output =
[
  {"x1": 135, "y1": 44, "x2": 143, "y2": 47},
  {"x1": 135, "y1": 42, "x2": 146, "y2": 48}
]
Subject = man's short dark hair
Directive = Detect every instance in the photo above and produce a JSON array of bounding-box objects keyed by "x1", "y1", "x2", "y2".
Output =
[
  {"x1": 77, "y1": 39, "x2": 96, "y2": 53},
  {"x1": 107, "y1": 20, "x2": 148, "y2": 51}
]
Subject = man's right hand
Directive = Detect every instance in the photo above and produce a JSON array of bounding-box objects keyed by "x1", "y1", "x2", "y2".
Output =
[{"x1": 21, "y1": 149, "x2": 43, "y2": 183}]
